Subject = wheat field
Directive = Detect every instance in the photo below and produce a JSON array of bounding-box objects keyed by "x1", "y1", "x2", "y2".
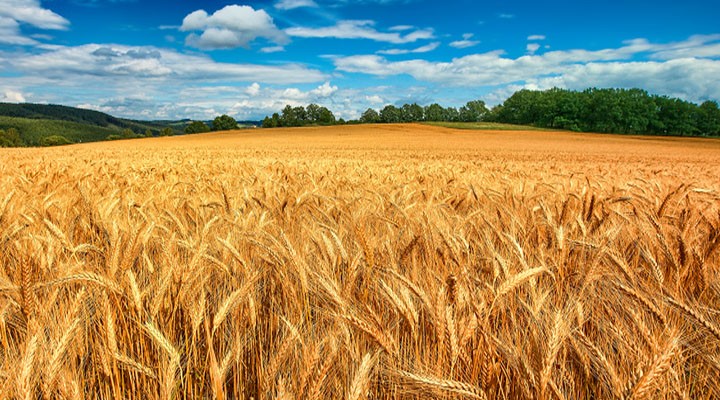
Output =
[{"x1": 1, "y1": 123, "x2": 720, "y2": 399}]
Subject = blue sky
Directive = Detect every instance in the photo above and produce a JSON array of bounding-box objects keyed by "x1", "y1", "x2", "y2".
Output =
[{"x1": 0, "y1": 0, "x2": 719, "y2": 120}]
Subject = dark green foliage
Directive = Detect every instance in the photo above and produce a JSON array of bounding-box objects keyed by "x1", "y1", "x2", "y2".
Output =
[
  {"x1": 0, "y1": 128, "x2": 23, "y2": 147},
  {"x1": 160, "y1": 127, "x2": 174, "y2": 136},
  {"x1": 698, "y1": 101, "x2": 720, "y2": 136},
  {"x1": 0, "y1": 116, "x2": 118, "y2": 145},
  {"x1": 0, "y1": 103, "x2": 187, "y2": 146},
  {"x1": 491, "y1": 87, "x2": 717, "y2": 136},
  {"x1": 0, "y1": 102, "x2": 171, "y2": 132},
  {"x1": 380, "y1": 105, "x2": 402, "y2": 123},
  {"x1": 424, "y1": 103, "x2": 445, "y2": 122},
  {"x1": 39, "y1": 135, "x2": 73, "y2": 146},
  {"x1": 401, "y1": 103, "x2": 424, "y2": 122},
  {"x1": 360, "y1": 108, "x2": 380, "y2": 123},
  {"x1": 263, "y1": 104, "x2": 336, "y2": 128},
  {"x1": 459, "y1": 100, "x2": 488, "y2": 122},
  {"x1": 212, "y1": 115, "x2": 238, "y2": 131},
  {"x1": 185, "y1": 121, "x2": 210, "y2": 134}
]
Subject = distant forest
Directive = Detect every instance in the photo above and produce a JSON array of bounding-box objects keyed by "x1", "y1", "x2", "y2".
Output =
[{"x1": 263, "y1": 88, "x2": 720, "y2": 137}]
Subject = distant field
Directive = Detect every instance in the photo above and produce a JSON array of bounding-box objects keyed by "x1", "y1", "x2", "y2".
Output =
[
  {"x1": 424, "y1": 121, "x2": 554, "y2": 131},
  {"x1": 2, "y1": 124, "x2": 720, "y2": 399}
]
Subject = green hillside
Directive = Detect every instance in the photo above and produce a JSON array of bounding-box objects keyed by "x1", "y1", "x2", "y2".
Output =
[
  {"x1": 0, "y1": 116, "x2": 121, "y2": 145},
  {"x1": 0, "y1": 103, "x2": 184, "y2": 146}
]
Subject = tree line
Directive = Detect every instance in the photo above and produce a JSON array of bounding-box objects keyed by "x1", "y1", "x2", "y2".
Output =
[
  {"x1": 261, "y1": 104, "x2": 337, "y2": 128},
  {"x1": 184, "y1": 114, "x2": 239, "y2": 134},
  {"x1": 261, "y1": 88, "x2": 720, "y2": 137},
  {"x1": 492, "y1": 88, "x2": 720, "y2": 136}
]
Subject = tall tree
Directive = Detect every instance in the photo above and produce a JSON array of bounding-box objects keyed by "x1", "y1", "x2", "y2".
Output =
[
  {"x1": 212, "y1": 115, "x2": 238, "y2": 131},
  {"x1": 185, "y1": 121, "x2": 210, "y2": 134},
  {"x1": 380, "y1": 105, "x2": 402, "y2": 123},
  {"x1": 360, "y1": 108, "x2": 380, "y2": 123},
  {"x1": 424, "y1": 103, "x2": 445, "y2": 122}
]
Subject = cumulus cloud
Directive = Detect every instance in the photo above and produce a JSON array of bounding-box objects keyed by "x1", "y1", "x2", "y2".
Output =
[
  {"x1": 246, "y1": 82, "x2": 261, "y2": 96},
  {"x1": 1, "y1": 89, "x2": 26, "y2": 103},
  {"x1": 365, "y1": 94, "x2": 384, "y2": 104},
  {"x1": 275, "y1": 0, "x2": 318, "y2": 10},
  {"x1": 0, "y1": 0, "x2": 69, "y2": 30},
  {"x1": 286, "y1": 20, "x2": 433, "y2": 44},
  {"x1": 334, "y1": 35, "x2": 720, "y2": 104},
  {"x1": 0, "y1": 0, "x2": 69, "y2": 45},
  {"x1": 450, "y1": 33, "x2": 480, "y2": 49},
  {"x1": 0, "y1": 17, "x2": 37, "y2": 45},
  {"x1": 378, "y1": 42, "x2": 440, "y2": 55},
  {"x1": 526, "y1": 43, "x2": 540, "y2": 54},
  {"x1": 180, "y1": 5, "x2": 289, "y2": 50},
  {"x1": 6, "y1": 43, "x2": 325, "y2": 84}
]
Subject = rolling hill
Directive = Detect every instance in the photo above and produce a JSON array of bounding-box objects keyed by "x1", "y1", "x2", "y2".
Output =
[{"x1": 0, "y1": 103, "x2": 187, "y2": 146}]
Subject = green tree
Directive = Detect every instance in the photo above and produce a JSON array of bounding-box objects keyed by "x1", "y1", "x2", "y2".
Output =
[
  {"x1": 212, "y1": 114, "x2": 238, "y2": 131},
  {"x1": 459, "y1": 100, "x2": 488, "y2": 122},
  {"x1": 0, "y1": 128, "x2": 23, "y2": 147},
  {"x1": 360, "y1": 108, "x2": 380, "y2": 123},
  {"x1": 160, "y1": 127, "x2": 174, "y2": 136},
  {"x1": 656, "y1": 96, "x2": 699, "y2": 136},
  {"x1": 698, "y1": 100, "x2": 720, "y2": 136},
  {"x1": 380, "y1": 105, "x2": 402, "y2": 123},
  {"x1": 280, "y1": 105, "x2": 296, "y2": 127},
  {"x1": 316, "y1": 106, "x2": 336, "y2": 125},
  {"x1": 401, "y1": 103, "x2": 424, "y2": 122},
  {"x1": 306, "y1": 104, "x2": 321, "y2": 123},
  {"x1": 261, "y1": 116, "x2": 275, "y2": 128},
  {"x1": 185, "y1": 121, "x2": 210, "y2": 134},
  {"x1": 443, "y1": 107, "x2": 460, "y2": 122},
  {"x1": 122, "y1": 128, "x2": 136, "y2": 138},
  {"x1": 292, "y1": 106, "x2": 307, "y2": 126},
  {"x1": 40, "y1": 135, "x2": 73, "y2": 146},
  {"x1": 144, "y1": 129, "x2": 153, "y2": 138},
  {"x1": 424, "y1": 103, "x2": 445, "y2": 122}
]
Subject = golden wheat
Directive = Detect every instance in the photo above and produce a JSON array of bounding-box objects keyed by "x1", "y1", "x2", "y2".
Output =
[{"x1": 0, "y1": 124, "x2": 719, "y2": 399}]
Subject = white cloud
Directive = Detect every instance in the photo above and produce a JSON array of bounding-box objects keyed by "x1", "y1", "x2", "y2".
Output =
[
  {"x1": 0, "y1": 16, "x2": 37, "y2": 45},
  {"x1": 0, "y1": 43, "x2": 331, "y2": 119},
  {"x1": 450, "y1": 33, "x2": 480, "y2": 49},
  {"x1": 275, "y1": 0, "x2": 318, "y2": 10},
  {"x1": 260, "y1": 45, "x2": 285, "y2": 53},
  {"x1": 1, "y1": 89, "x2": 26, "y2": 103},
  {"x1": 310, "y1": 81, "x2": 338, "y2": 97},
  {"x1": 6, "y1": 43, "x2": 325, "y2": 84},
  {"x1": 365, "y1": 94, "x2": 384, "y2": 104},
  {"x1": 286, "y1": 20, "x2": 434, "y2": 44},
  {"x1": 334, "y1": 35, "x2": 720, "y2": 104},
  {"x1": 645, "y1": 34, "x2": 720, "y2": 60},
  {"x1": 0, "y1": 1, "x2": 69, "y2": 45},
  {"x1": 246, "y1": 82, "x2": 261, "y2": 96},
  {"x1": 378, "y1": 42, "x2": 440, "y2": 55},
  {"x1": 527, "y1": 35, "x2": 546, "y2": 41},
  {"x1": 180, "y1": 5, "x2": 288, "y2": 50},
  {"x1": 498, "y1": 14, "x2": 515, "y2": 19},
  {"x1": 0, "y1": 0, "x2": 69, "y2": 30},
  {"x1": 526, "y1": 43, "x2": 540, "y2": 54},
  {"x1": 389, "y1": 25, "x2": 414, "y2": 31}
]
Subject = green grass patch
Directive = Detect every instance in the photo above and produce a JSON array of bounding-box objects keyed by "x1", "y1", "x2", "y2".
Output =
[{"x1": 424, "y1": 121, "x2": 556, "y2": 131}]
